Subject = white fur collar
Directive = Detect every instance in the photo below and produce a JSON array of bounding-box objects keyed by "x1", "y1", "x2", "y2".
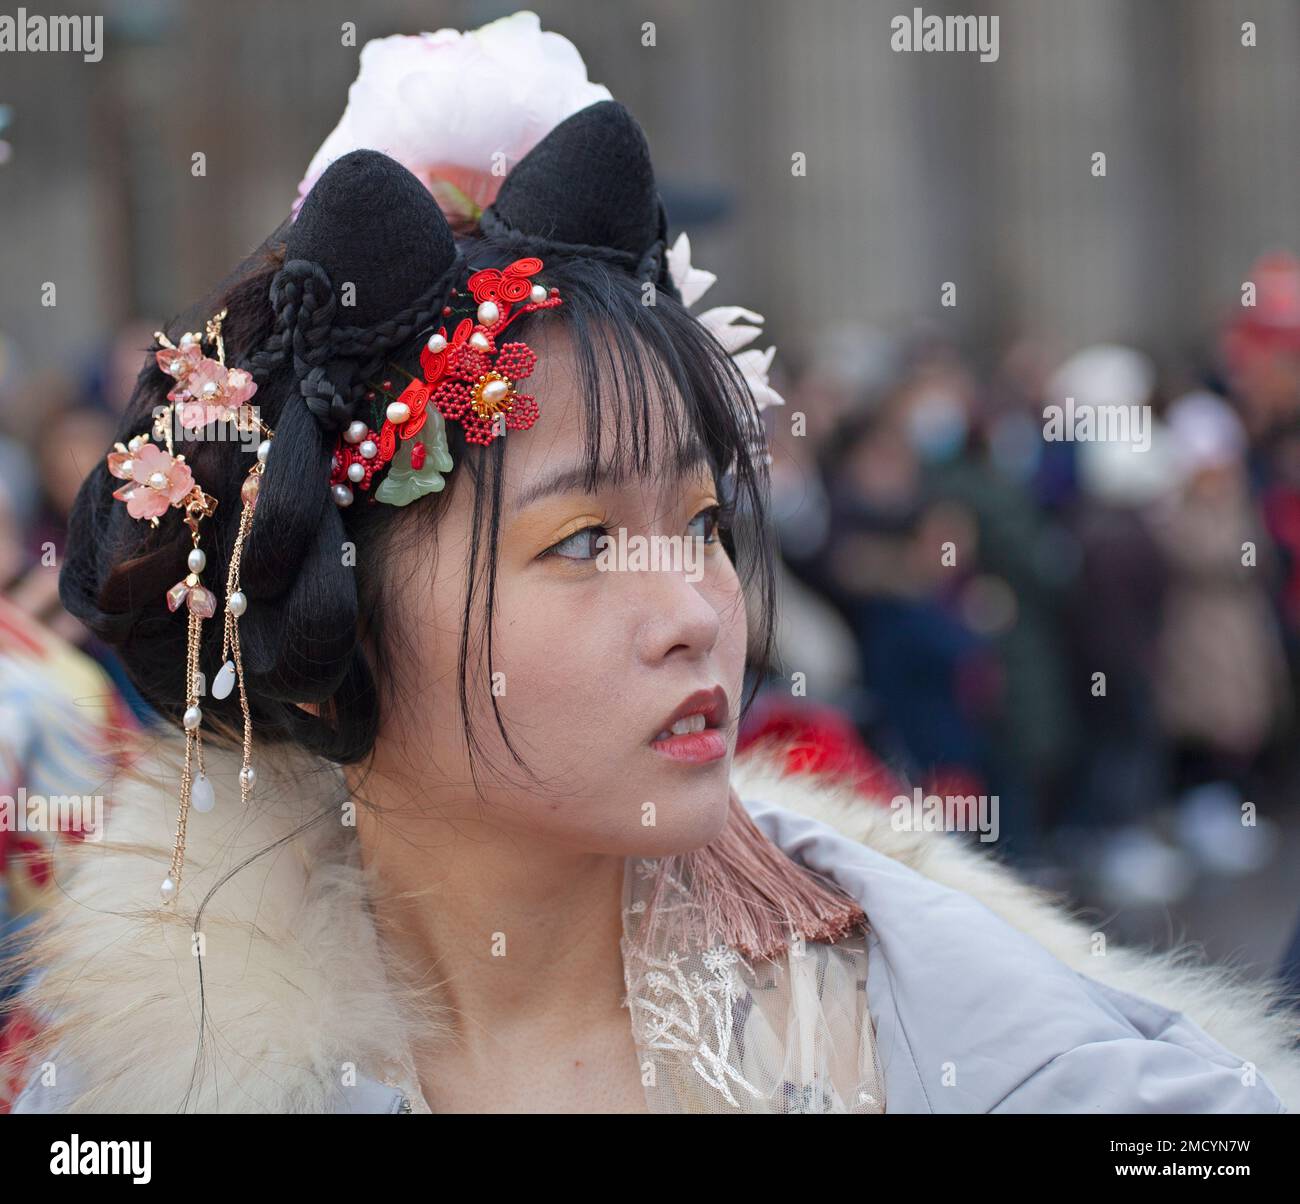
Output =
[{"x1": 11, "y1": 732, "x2": 1300, "y2": 1111}]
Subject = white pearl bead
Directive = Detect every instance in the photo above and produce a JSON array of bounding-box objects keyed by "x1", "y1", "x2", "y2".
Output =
[
  {"x1": 202, "y1": 380, "x2": 219, "y2": 397},
  {"x1": 128, "y1": 435, "x2": 143, "y2": 452},
  {"x1": 469, "y1": 331, "x2": 490, "y2": 351},
  {"x1": 344, "y1": 420, "x2": 367, "y2": 444},
  {"x1": 426, "y1": 333, "x2": 447, "y2": 354},
  {"x1": 212, "y1": 659, "x2": 236, "y2": 700},
  {"x1": 148, "y1": 471, "x2": 168, "y2": 491},
  {"x1": 257, "y1": 439, "x2": 272, "y2": 464},
  {"x1": 187, "y1": 547, "x2": 206, "y2": 573},
  {"x1": 332, "y1": 484, "x2": 354, "y2": 507},
  {"x1": 482, "y1": 379, "x2": 509, "y2": 406},
  {"x1": 359, "y1": 439, "x2": 377, "y2": 459},
  {"x1": 239, "y1": 765, "x2": 257, "y2": 791},
  {"x1": 160, "y1": 877, "x2": 177, "y2": 903},
  {"x1": 183, "y1": 704, "x2": 202, "y2": 730},
  {"x1": 477, "y1": 300, "x2": 499, "y2": 326},
  {"x1": 227, "y1": 590, "x2": 247, "y2": 617},
  {"x1": 530, "y1": 284, "x2": 547, "y2": 304},
  {"x1": 347, "y1": 461, "x2": 365, "y2": 483},
  {"x1": 386, "y1": 401, "x2": 410, "y2": 424},
  {"x1": 120, "y1": 457, "x2": 134, "y2": 476},
  {"x1": 191, "y1": 773, "x2": 215, "y2": 814}
]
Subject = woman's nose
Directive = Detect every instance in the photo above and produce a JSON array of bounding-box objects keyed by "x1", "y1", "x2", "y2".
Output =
[{"x1": 630, "y1": 567, "x2": 724, "y2": 665}]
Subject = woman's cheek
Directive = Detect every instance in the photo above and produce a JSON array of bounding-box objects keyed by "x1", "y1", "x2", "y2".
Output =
[
  {"x1": 496, "y1": 575, "x2": 597, "y2": 694},
  {"x1": 706, "y1": 554, "x2": 746, "y2": 620}
]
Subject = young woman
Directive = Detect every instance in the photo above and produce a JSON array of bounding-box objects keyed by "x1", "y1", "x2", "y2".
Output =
[{"x1": 3, "y1": 14, "x2": 1297, "y2": 1114}]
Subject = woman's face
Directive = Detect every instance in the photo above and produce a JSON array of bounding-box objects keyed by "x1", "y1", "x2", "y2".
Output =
[{"x1": 370, "y1": 324, "x2": 749, "y2": 857}]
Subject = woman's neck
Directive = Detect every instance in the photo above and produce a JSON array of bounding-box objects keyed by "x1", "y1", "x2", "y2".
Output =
[{"x1": 349, "y1": 767, "x2": 637, "y2": 1077}]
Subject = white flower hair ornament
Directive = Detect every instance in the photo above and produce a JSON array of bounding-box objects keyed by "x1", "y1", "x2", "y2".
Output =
[
  {"x1": 666, "y1": 231, "x2": 785, "y2": 461},
  {"x1": 294, "y1": 11, "x2": 612, "y2": 224}
]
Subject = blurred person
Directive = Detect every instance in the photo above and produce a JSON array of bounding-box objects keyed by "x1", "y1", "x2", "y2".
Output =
[
  {"x1": 987, "y1": 337, "x2": 1078, "y2": 509},
  {"x1": 1052, "y1": 348, "x2": 1197, "y2": 906},
  {"x1": 1150, "y1": 391, "x2": 1290, "y2": 877},
  {"x1": 0, "y1": 594, "x2": 134, "y2": 1050},
  {"x1": 1220, "y1": 252, "x2": 1300, "y2": 445},
  {"x1": 818, "y1": 405, "x2": 1002, "y2": 814},
  {"x1": 2, "y1": 406, "x2": 156, "y2": 722},
  {"x1": 904, "y1": 355, "x2": 1080, "y2": 864},
  {"x1": 1220, "y1": 255, "x2": 1300, "y2": 666}
]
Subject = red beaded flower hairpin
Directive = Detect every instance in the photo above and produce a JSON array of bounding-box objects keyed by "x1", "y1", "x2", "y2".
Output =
[{"x1": 329, "y1": 256, "x2": 562, "y2": 508}]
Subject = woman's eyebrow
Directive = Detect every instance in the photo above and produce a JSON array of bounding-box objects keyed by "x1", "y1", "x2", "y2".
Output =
[{"x1": 510, "y1": 445, "x2": 713, "y2": 517}]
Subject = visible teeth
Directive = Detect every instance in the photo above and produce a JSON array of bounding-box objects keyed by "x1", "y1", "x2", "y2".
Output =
[{"x1": 656, "y1": 712, "x2": 708, "y2": 741}]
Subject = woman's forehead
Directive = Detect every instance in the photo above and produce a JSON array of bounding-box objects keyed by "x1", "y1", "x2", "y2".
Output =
[{"x1": 509, "y1": 439, "x2": 715, "y2": 516}]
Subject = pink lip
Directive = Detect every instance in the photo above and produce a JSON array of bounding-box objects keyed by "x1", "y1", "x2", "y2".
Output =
[
  {"x1": 649, "y1": 684, "x2": 730, "y2": 764},
  {"x1": 649, "y1": 728, "x2": 729, "y2": 763}
]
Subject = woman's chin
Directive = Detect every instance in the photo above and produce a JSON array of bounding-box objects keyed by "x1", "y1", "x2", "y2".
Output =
[{"x1": 614, "y1": 780, "x2": 733, "y2": 857}]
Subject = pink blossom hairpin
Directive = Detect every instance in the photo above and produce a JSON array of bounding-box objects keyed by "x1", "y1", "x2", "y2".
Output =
[{"x1": 105, "y1": 309, "x2": 274, "y2": 904}]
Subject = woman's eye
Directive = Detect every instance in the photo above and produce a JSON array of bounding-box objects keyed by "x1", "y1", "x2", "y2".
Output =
[
  {"x1": 545, "y1": 524, "x2": 608, "y2": 561},
  {"x1": 542, "y1": 505, "x2": 728, "y2": 562},
  {"x1": 688, "y1": 505, "x2": 724, "y2": 544}
]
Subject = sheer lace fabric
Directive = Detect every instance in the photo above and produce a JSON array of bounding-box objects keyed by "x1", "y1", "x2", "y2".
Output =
[{"x1": 620, "y1": 856, "x2": 886, "y2": 1114}]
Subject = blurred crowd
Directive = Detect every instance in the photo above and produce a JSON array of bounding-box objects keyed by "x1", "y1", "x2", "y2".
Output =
[{"x1": 746, "y1": 252, "x2": 1300, "y2": 932}]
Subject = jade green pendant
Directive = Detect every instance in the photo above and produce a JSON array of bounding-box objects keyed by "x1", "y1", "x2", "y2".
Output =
[{"x1": 374, "y1": 407, "x2": 455, "y2": 507}]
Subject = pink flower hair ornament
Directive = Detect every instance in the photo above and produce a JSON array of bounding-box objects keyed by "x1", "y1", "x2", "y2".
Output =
[{"x1": 103, "y1": 308, "x2": 274, "y2": 905}]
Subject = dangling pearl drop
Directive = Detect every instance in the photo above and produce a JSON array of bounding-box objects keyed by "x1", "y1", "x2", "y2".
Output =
[
  {"x1": 191, "y1": 772, "x2": 215, "y2": 814},
  {"x1": 212, "y1": 659, "x2": 236, "y2": 700}
]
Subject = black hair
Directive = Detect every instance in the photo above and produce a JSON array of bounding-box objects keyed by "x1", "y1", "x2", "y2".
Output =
[{"x1": 58, "y1": 229, "x2": 778, "y2": 792}]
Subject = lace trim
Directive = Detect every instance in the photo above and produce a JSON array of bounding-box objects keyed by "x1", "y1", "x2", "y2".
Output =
[{"x1": 621, "y1": 857, "x2": 886, "y2": 1114}]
